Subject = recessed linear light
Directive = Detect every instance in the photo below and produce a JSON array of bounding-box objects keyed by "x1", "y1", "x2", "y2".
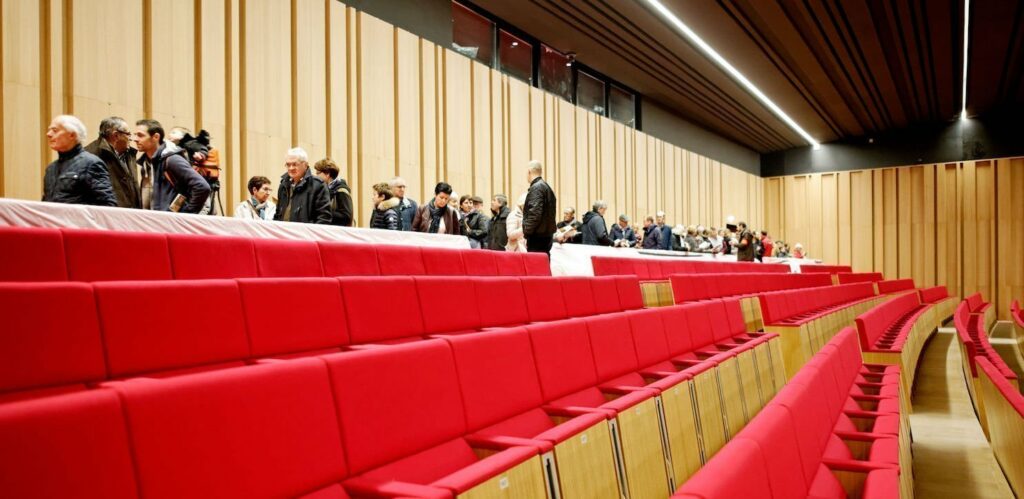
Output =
[
  {"x1": 960, "y1": 0, "x2": 970, "y2": 119},
  {"x1": 641, "y1": 0, "x2": 820, "y2": 148}
]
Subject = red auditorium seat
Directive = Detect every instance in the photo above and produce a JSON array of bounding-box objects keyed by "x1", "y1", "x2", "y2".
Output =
[
  {"x1": 919, "y1": 285, "x2": 949, "y2": 303},
  {"x1": 0, "y1": 226, "x2": 67, "y2": 281},
  {"x1": 474, "y1": 277, "x2": 530, "y2": 328},
  {"x1": 493, "y1": 251, "x2": 528, "y2": 276},
  {"x1": 672, "y1": 438, "x2": 773, "y2": 499},
  {"x1": 116, "y1": 360, "x2": 349, "y2": 498},
  {"x1": 318, "y1": 241, "x2": 380, "y2": 276},
  {"x1": 420, "y1": 247, "x2": 467, "y2": 276},
  {"x1": 166, "y1": 233, "x2": 258, "y2": 279},
  {"x1": 63, "y1": 228, "x2": 172, "y2": 281},
  {"x1": 461, "y1": 250, "x2": 499, "y2": 275},
  {"x1": 522, "y1": 253, "x2": 550, "y2": 276},
  {"x1": 253, "y1": 238, "x2": 323, "y2": 277},
  {"x1": 520, "y1": 277, "x2": 569, "y2": 322},
  {"x1": 238, "y1": 278, "x2": 348, "y2": 358},
  {"x1": 0, "y1": 282, "x2": 106, "y2": 401},
  {"x1": 324, "y1": 340, "x2": 544, "y2": 497},
  {"x1": 415, "y1": 276, "x2": 482, "y2": 335},
  {"x1": 376, "y1": 245, "x2": 426, "y2": 275},
  {"x1": 94, "y1": 280, "x2": 250, "y2": 378},
  {"x1": 559, "y1": 276, "x2": 598, "y2": 317},
  {"x1": 590, "y1": 276, "x2": 622, "y2": 314},
  {"x1": 338, "y1": 276, "x2": 425, "y2": 345},
  {"x1": 876, "y1": 278, "x2": 915, "y2": 294},
  {"x1": 615, "y1": 276, "x2": 644, "y2": 310},
  {"x1": 0, "y1": 390, "x2": 139, "y2": 498}
]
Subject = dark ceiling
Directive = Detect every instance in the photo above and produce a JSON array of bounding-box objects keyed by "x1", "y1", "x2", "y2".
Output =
[{"x1": 470, "y1": 0, "x2": 1024, "y2": 153}]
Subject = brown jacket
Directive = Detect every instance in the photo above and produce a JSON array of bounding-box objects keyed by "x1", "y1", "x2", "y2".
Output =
[
  {"x1": 411, "y1": 201, "x2": 463, "y2": 235},
  {"x1": 84, "y1": 138, "x2": 141, "y2": 208}
]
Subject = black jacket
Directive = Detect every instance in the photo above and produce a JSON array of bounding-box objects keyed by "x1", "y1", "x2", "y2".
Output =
[
  {"x1": 140, "y1": 142, "x2": 211, "y2": 213},
  {"x1": 736, "y1": 229, "x2": 756, "y2": 262},
  {"x1": 42, "y1": 145, "x2": 118, "y2": 207},
  {"x1": 523, "y1": 177, "x2": 556, "y2": 237},
  {"x1": 610, "y1": 224, "x2": 636, "y2": 246},
  {"x1": 581, "y1": 211, "x2": 612, "y2": 246},
  {"x1": 463, "y1": 210, "x2": 490, "y2": 244},
  {"x1": 84, "y1": 138, "x2": 141, "y2": 208},
  {"x1": 274, "y1": 169, "x2": 332, "y2": 224},
  {"x1": 488, "y1": 206, "x2": 510, "y2": 250},
  {"x1": 327, "y1": 178, "x2": 353, "y2": 226},
  {"x1": 642, "y1": 225, "x2": 661, "y2": 249},
  {"x1": 369, "y1": 197, "x2": 401, "y2": 230}
]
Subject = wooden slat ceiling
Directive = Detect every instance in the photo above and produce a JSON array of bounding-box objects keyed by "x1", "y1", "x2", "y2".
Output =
[{"x1": 470, "y1": 0, "x2": 1024, "y2": 153}]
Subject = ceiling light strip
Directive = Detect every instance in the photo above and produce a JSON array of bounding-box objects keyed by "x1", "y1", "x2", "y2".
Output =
[
  {"x1": 641, "y1": 0, "x2": 820, "y2": 148},
  {"x1": 961, "y1": 0, "x2": 970, "y2": 118}
]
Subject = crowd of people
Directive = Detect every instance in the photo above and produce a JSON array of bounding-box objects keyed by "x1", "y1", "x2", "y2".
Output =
[{"x1": 41, "y1": 113, "x2": 807, "y2": 259}]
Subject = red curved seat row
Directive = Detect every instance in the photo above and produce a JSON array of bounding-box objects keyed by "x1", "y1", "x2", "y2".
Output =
[
  {"x1": 837, "y1": 272, "x2": 885, "y2": 285},
  {"x1": 954, "y1": 299, "x2": 1017, "y2": 381},
  {"x1": 670, "y1": 272, "x2": 833, "y2": 303},
  {"x1": 875, "y1": 278, "x2": 916, "y2": 294},
  {"x1": 854, "y1": 292, "x2": 927, "y2": 353},
  {"x1": 592, "y1": 255, "x2": 789, "y2": 279},
  {"x1": 918, "y1": 285, "x2": 950, "y2": 304},
  {"x1": 759, "y1": 283, "x2": 877, "y2": 326},
  {"x1": 800, "y1": 264, "x2": 853, "y2": 274},
  {"x1": 0, "y1": 226, "x2": 550, "y2": 282}
]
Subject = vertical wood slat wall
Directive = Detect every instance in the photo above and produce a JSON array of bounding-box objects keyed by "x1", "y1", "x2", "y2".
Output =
[
  {"x1": 0, "y1": 2, "x2": 763, "y2": 229},
  {"x1": 764, "y1": 157, "x2": 1024, "y2": 320}
]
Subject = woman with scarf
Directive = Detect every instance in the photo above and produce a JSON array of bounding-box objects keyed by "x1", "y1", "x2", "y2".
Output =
[
  {"x1": 411, "y1": 182, "x2": 462, "y2": 235},
  {"x1": 235, "y1": 176, "x2": 276, "y2": 221}
]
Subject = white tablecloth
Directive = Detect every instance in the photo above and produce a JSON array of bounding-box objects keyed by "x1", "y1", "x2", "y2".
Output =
[{"x1": 549, "y1": 242, "x2": 823, "y2": 276}]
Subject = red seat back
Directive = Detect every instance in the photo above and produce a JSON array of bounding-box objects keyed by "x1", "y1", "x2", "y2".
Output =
[
  {"x1": 339, "y1": 277, "x2": 424, "y2": 344},
  {"x1": 521, "y1": 277, "x2": 568, "y2": 322},
  {"x1": 318, "y1": 241, "x2": 381, "y2": 276},
  {"x1": 376, "y1": 245, "x2": 426, "y2": 275},
  {"x1": 414, "y1": 276, "x2": 481, "y2": 334},
  {"x1": 615, "y1": 276, "x2": 644, "y2": 310},
  {"x1": 238, "y1": 278, "x2": 348, "y2": 357},
  {"x1": 560, "y1": 277, "x2": 598, "y2": 317},
  {"x1": 0, "y1": 226, "x2": 67, "y2": 281},
  {"x1": 590, "y1": 276, "x2": 622, "y2": 314},
  {"x1": 64, "y1": 228, "x2": 172, "y2": 281},
  {"x1": 167, "y1": 233, "x2": 258, "y2": 279},
  {"x1": 494, "y1": 252, "x2": 528, "y2": 276},
  {"x1": 523, "y1": 253, "x2": 550, "y2": 276},
  {"x1": 420, "y1": 247, "x2": 466, "y2": 276},
  {"x1": 253, "y1": 238, "x2": 323, "y2": 277},
  {"x1": 527, "y1": 321, "x2": 599, "y2": 402},
  {"x1": 462, "y1": 250, "x2": 499, "y2": 276}
]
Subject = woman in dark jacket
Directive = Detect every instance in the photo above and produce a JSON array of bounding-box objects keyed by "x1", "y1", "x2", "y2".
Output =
[{"x1": 369, "y1": 182, "x2": 401, "y2": 230}]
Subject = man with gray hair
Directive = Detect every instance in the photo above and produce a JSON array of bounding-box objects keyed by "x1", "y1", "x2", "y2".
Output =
[
  {"x1": 580, "y1": 200, "x2": 612, "y2": 246},
  {"x1": 273, "y1": 147, "x2": 332, "y2": 224},
  {"x1": 84, "y1": 117, "x2": 141, "y2": 208},
  {"x1": 389, "y1": 176, "x2": 418, "y2": 231},
  {"x1": 610, "y1": 214, "x2": 637, "y2": 247},
  {"x1": 42, "y1": 115, "x2": 117, "y2": 206},
  {"x1": 522, "y1": 160, "x2": 557, "y2": 253}
]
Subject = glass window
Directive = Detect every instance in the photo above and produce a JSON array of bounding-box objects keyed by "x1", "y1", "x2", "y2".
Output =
[
  {"x1": 452, "y1": 2, "x2": 493, "y2": 65},
  {"x1": 498, "y1": 30, "x2": 532, "y2": 83},
  {"x1": 539, "y1": 45, "x2": 572, "y2": 102},
  {"x1": 609, "y1": 85, "x2": 635, "y2": 127},
  {"x1": 576, "y1": 71, "x2": 605, "y2": 115}
]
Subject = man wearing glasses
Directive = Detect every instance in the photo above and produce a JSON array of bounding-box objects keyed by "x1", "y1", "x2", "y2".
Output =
[
  {"x1": 84, "y1": 117, "x2": 142, "y2": 208},
  {"x1": 389, "y1": 176, "x2": 418, "y2": 231}
]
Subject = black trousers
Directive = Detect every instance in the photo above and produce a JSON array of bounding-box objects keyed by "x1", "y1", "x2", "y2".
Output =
[{"x1": 526, "y1": 235, "x2": 553, "y2": 254}]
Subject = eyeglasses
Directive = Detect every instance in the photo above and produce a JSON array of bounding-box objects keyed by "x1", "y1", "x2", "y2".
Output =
[{"x1": 117, "y1": 130, "x2": 131, "y2": 137}]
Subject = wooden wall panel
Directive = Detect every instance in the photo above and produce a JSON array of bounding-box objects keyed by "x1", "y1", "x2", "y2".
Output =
[
  {"x1": 996, "y1": 158, "x2": 1024, "y2": 317},
  {"x1": 395, "y1": 28, "x2": 421, "y2": 204},
  {"x1": 293, "y1": 0, "x2": 327, "y2": 161},
  {"x1": 505, "y1": 76, "x2": 529, "y2": 204},
  {"x1": 418, "y1": 42, "x2": 438, "y2": 205},
  {"x1": 150, "y1": 0, "x2": 196, "y2": 129},
  {"x1": 3, "y1": 0, "x2": 44, "y2": 199},
  {"x1": 470, "y1": 60, "x2": 491, "y2": 200},
  {"x1": 556, "y1": 99, "x2": 575, "y2": 214},
  {"x1": 355, "y1": 12, "x2": 393, "y2": 225}
]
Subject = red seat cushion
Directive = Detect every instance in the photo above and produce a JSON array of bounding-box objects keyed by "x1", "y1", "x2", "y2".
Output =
[
  {"x1": 377, "y1": 245, "x2": 426, "y2": 275},
  {"x1": 118, "y1": 359, "x2": 347, "y2": 498},
  {"x1": 0, "y1": 226, "x2": 67, "y2": 281},
  {"x1": 474, "y1": 277, "x2": 529, "y2": 327},
  {"x1": 420, "y1": 247, "x2": 467, "y2": 276},
  {"x1": 415, "y1": 276, "x2": 481, "y2": 334},
  {"x1": 239, "y1": 278, "x2": 348, "y2": 357},
  {"x1": 95, "y1": 280, "x2": 250, "y2": 377},
  {"x1": 462, "y1": 251, "x2": 499, "y2": 275},
  {"x1": 339, "y1": 276, "x2": 424, "y2": 344},
  {"x1": 521, "y1": 277, "x2": 568, "y2": 322},
  {"x1": 253, "y1": 238, "x2": 323, "y2": 277},
  {"x1": 64, "y1": 228, "x2": 171, "y2": 281},
  {"x1": 318, "y1": 241, "x2": 380, "y2": 276},
  {"x1": 167, "y1": 233, "x2": 258, "y2": 279},
  {"x1": 735, "y1": 405, "x2": 811, "y2": 496},
  {"x1": 523, "y1": 253, "x2": 550, "y2": 276},
  {"x1": 0, "y1": 283, "x2": 106, "y2": 395},
  {"x1": 0, "y1": 390, "x2": 138, "y2": 498}
]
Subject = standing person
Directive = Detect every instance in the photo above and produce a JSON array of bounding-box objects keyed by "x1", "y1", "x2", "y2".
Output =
[
  {"x1": 655, "y1": 211, "x2": 672, "y2": 251},
  {"x1": 42, "y1": 115, "x2": 117, "y2": 207},
  {"x1": 641, "y1": 216, "x2": 661, "y2": 249},
  {"x1": 84, "y1": 117, "x2": 141, "y2": 208},
  {"x1": 487, "y1": 194, "x2": 510, "y2": 251},
  {"x1": 792, "y1": 243, "x2": 806, "y2": 259},
  {"x1": 389, "y1": 177, "x2": 418, "y2": 231},
  {"x1": 462, "y1": 195, "x2": 490, "y2": 249},
  {"x1": 369, "y1": 182, "x2": 401, "y2": 230},
  {"x1": 735, "y1": 221, "x2": 756, "y2": 262},
  {"x1": 506, "y1": 193, "x2": 528, "y2": 252},
  {"x1": 412, "y1": 182, "x2": 461, "y2": 235},
  {"x1": 522, "y1": 160, "x2": 557, "y2": 254},
  {"x1": 553, "y1": 207, "x2": 582, "y2": 244},
  {"x1": 580, "y1": 201, "x2": 613, "y2": 246},
  {"x1": 133, "y1": 119, "x2": 210, "y2": 213},
  {"x1": 313, "y1": 158, "x2": 353, "y2": 227},
  {"x1": 235, "y1": 176, "x2": 276, "y2": 221},
  {"x1": 760, "y1": 230, "x2": 774, "y2": 258},
  {"x1": 610, "y1": 214, "x2": 637, "y2": 247},
  {"x1": 273, "y1": 147, "x2": 332, "y2": 224}
]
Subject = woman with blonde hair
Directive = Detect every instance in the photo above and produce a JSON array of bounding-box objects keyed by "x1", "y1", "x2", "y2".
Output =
[{"x1": 505, "y1": 193, "x2": 528, "y2": 252}]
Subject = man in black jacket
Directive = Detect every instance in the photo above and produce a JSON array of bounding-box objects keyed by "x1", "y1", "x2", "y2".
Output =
[
  {"x1": 488, "y1": 194, "x2": 510, "y2": 251},
  {"x1": 462, "y1": 196, "x2": 490, "y2": 248},
  {"x1": 133, "y1": 119, "x2": 210, "y2": 213},
  {"x1": 84, "y1": 117, "x2": 141, "y2": 208},
  {"x1": 522, "y1": 160, "x2": 557, "y2": 254},
  {"x1": 274, "y1": 147, "x2": 332, "y2": 224},
  {"x1": 313, "y1": 157, "x2": 353, "y2": 226},
  {"x1": 610, "y1": 214, "x2": 637, "y2": 247},
  {"x1": 42, "y1": 115, "x2": 117, "y2": 207},
  {"x1": 580, "y1": 201, "x2": 613, "y2": 246}
]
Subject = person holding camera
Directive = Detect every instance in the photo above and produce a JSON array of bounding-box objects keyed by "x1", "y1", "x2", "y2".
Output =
[{"x1": 133, "y1": 119, "x2": 210, "y2": 214}]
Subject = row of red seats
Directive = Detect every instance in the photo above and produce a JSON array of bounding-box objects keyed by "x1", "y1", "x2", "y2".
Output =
[
  {"x1": 0, "y1": 226, "x2": 550, "y2": 282},
  {"x1": 855, "y1": 292, "x2": 927, "y2": 353},
  {"x1": 919, "y1": 285, "x2": 950, "y2": 304},
  {"x1": 674, "y1": 327, "x2": 907, "y2": 499},
  {"x1": 0, "y1": 275, "x2": 642, "y2": 402},
  {"x1": 592, "y1": 255, "x2": 790, "y2": 280},
  {"x1": 0, "y1": 298, "x2": 779, "y2": 498},
  {"x1": 670, "y1": 272, "x2": 833, "y2": 303},
  {"x1": 953, "y1": 297, "x2": 1017, "y2": 383},
  {"x1": 800, "y1": 264, "x2": 853, "y2": 274},
  {"x1": 837, "y1": 272, "x2": 885, "y2": 284},
  {"x1": 875, "y1": 278, "x2": 915, "y2": 294},
  {"x1": 973, "y1": 356, "x2": 1024, "y2": 495},
  {"x1": 758, "y1": 282, "x2": 878, "y2": 326}
]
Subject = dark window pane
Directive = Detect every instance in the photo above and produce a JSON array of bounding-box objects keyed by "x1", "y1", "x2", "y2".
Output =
[
  {"x1": 539, "y1": 45, "x2": 572, "y2": 102},
  {"x1": 498, "y1": 30, "x2": 532, "y2": 83},
  {"x1": 610, "y1": 85, "x2": 635, "y2": 127},
  {"x1": 452, "y1": 2, "x2": 493, "y2": 65},
  {"x1": 576, "y1": 71, "x2": 605, "y2": 115}
]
